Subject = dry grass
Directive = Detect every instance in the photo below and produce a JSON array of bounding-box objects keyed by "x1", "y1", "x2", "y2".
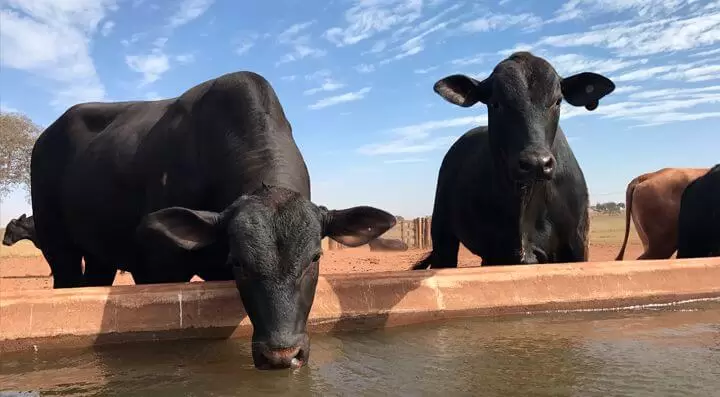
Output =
[
  {"x1": 589, "y1": 212, "x2": 638, "y2": 245},
  {"x1": 0, "y1": 213, "x2": 639, "y2": 259}
]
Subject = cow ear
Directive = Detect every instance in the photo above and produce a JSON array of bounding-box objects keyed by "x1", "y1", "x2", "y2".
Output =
[
  {"x1": 433, "y1": 74, "x2": 491, "y2": 107},
  {"x1": 139, "y1": 207, "x2": 224, "y2": 251},
  {"x1": 321, "y1": 206, "x2": 397, "y2": 247},
  {"x1": 18, "y1": 214, "x2": 26, "y2": 221},
  {"x1": 561, "y1": 72, "x2": 615, "y2": 111}
]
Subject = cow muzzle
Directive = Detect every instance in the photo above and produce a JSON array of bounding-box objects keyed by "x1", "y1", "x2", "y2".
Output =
[{"x1": 252, "y1": 333, "x2": 310, "y2": 370}]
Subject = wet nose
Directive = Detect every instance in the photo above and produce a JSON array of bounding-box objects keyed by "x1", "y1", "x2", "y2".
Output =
[
  {"x1": 262, "y1": 345, "x2": 303, "y2": 369},
  {"x1": 516, "y1": 154, "x2": 556, "y2": 180}
]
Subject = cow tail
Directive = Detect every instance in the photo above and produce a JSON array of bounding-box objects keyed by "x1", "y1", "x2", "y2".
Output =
[{"x1": 615, "y1": 178, "x2": 638, "y2": 260}]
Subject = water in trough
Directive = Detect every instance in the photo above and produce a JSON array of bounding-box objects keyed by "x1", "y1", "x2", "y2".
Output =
[{"x1": 2, "y1": 299, "x2": 719, "y2": 396}]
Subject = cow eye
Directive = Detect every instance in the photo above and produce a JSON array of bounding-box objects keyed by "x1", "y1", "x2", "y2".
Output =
[
  {"x1": 555, "y1": 97, "x2": 562, "y2": 106},
  {"x1": 312, "y1": 252, "x2": 322, "y2": 262}
]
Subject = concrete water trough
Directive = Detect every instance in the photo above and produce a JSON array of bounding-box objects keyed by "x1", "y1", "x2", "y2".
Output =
[{"x1": 2, "y1": 258, "x2": 720, "y2": 353}]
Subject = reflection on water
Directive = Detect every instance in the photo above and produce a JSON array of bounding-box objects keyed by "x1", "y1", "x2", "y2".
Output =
[{"x1": 2, "y1": 299, "x2": 719, "y2": 397}]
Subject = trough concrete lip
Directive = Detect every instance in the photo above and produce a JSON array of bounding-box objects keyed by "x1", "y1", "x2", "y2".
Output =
[{"x1": 2, "y1": 257, "x2": 720, "y2": 353}]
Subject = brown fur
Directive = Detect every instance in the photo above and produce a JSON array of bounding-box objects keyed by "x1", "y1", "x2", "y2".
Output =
[{"x1": 616, "y1": 167, "x2": 710, "y2": 260}]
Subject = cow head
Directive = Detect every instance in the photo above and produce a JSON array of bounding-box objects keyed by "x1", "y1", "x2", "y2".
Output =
[
  {"x1": 433, "y1": 51, "x2": 614, "y2": 183},
  {"x1": 139, "y1": 185, "x2": 396, "y2": 370},
  {"x1": 3, "y1": 214, "x2": 36, "y2": 247}
]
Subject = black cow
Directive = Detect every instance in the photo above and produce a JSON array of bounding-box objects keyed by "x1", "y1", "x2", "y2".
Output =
[
  {"x1": 2, "y1": 214, "x2": 38, "y2": 248},
  {"x1": 677, "y1": 164, "x2": 720, "y2": 259},
  {"x1": 412, "y1": 52, "x2": 615, "y2": 269},
  {"x1": 30, "y1": 71, "x2": 397, "y2": 370},
  {"x1": 368, "y1": 237, "x2": 409, "y2": 252}
]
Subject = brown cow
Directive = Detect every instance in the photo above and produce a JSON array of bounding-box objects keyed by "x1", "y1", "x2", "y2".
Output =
[{"x1": 616, "y1": 167, "x2": 710, "y2": 260}]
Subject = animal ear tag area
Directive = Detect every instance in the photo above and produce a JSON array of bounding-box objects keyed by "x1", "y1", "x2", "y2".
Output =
[{"x1": 584, "y1": 85, "x2": 598, "y2": 111}]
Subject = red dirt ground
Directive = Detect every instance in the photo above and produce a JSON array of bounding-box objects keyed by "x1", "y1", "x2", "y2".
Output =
[{"x1": 0, "y1": 242, "x2": 643, "y2": 292}]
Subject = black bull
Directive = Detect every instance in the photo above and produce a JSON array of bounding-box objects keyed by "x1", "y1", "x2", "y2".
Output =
[
  {"x1": 413, "y1": 51, "x2": 616, "y2": 269},
  {"x1": 30, "y1": 71, "x2": 397, "y2": 370},
  {"x1": 677, "y1": 163, "x2": 720, "y2": 259}
]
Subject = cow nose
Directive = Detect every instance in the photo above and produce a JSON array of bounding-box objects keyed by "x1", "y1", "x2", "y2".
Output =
[
  {"x1": 516, "y1": 154, "x2": 556, "y2": 180},
  {"x1": 261, "y1": 345, "x2": 303, "y2": 369},
  {"x1": 539, "y1": 155, "x2": 555, "y2": 179}
]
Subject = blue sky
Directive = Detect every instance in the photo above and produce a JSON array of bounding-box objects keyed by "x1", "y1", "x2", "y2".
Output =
[{"x1": 1, "y1": 0, "x2": 719, "y2": 224}]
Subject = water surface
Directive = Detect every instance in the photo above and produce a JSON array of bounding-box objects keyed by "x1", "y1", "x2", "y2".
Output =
[{"x1": 2, "y1": 299, "x2": 719, "y2": 396}]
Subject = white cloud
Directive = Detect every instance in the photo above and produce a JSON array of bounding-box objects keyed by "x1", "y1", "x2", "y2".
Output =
[
  {"x1": 414, "y1": 66, "x2": 439, "y2": 74},
  {"x1": 612, "y1": 65, "x2": 676, "y2": 82},
  {"x1": 308, "y1": 87, "x2": 372, "y2": 110},
  {"x1": 612, "y1": 85, "x2": 643, "y2": 94},
  {"x1": 276, "y1": 21, "x2": 326, "y2": 65},
  {"x1": 358, "y1": 115, "x2": 486, "y2": 156},
  {"x1": 450, "y1": 54, "x2": 492, "y2": 66},
  {"x1": 659, "y1": 64, "x2": 720, "y2": 82},
  {"x1": 552, "y1": 0, "x2": 691, "y2": 23},
  {"x1": 355, "y1": 63, "x2": 376, "y2": 73},
  {"x1": 304, "y1": 79, "x2": 346, "y2": 96},
  {"x1": 562, "y1": 91, "x2": 720, "y2": 125},
  {"x1": 461, "y1": 13, "x2": 543, "y2": 33},
  {"x1": 305, "y1": 69, "x2": 331, "y2": 81},
  {"x1": 236, "y1": 42, "x2": 253, "y2": 55},
  {"x1": 324, "y1": 0, "x2": 422, "y2": 46},
  {"x1": 0, "y1": 0, "x2": 117, "y2": 109},
  {"x1": 538, "y1": 14, "x2": 720, "y2": 57},
  {"x1": 167, "y1": 0, "x2": 214, "y2": 29},
  {"x1": 121, "y1": 32, "x2": 145, "y2": 47},
  {"x1": 281, "y1": 75, "x2": 297, "y2": 81},
  {"x1": 358, "y1": 134, "x2": 459, "y2": 156},
  {"x1": 153, "y1": 37, "x2": 168, "y2": 48},
  {"x1": 384, "y1": 158, "x2": 427, "y2": 164},
  {"x1": 278, "y1": 21, "x2": 315, "y2": 43},
  {"x1": 629, "y1": 85, "x2": 720, "y2": 100},
  {"x1": 175, "y1": 53, "x2": 195, "y2": 64},
  {"x1": 691, "y1": 47, "x2": 720, "y2": 57},
  {"x1": 368, "y1": 41, "x2": 387, "y2": 54},
  {"x1": 101, "y1": 20, "x2": 115, "y2": 36},
  {"x1": 126, "y1": 50, "x2": 170, "y2": 85},
  {"x1": 233, "y1": 32, "x2": 258, "y2": 56}
]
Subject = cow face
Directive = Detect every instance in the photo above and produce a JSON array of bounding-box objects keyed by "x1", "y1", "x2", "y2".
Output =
[
  {"x1": 2, "y1": 214, "x2": 34, "y2": 246},
  {"x1": 433, "y1": 51, "x2": 614, "y2": 183},
  {"x1": 139, "y1": 186, "x2": 396, "y2": 370}
]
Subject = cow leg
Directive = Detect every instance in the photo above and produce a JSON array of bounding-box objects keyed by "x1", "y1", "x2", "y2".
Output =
[
  {"x1": 82, "y1": 254, "x2": 118, "y2": 287},
  {"x1": 42, "y1": 248, "x2": 84, "y2": 288},
  {"x1": 428, "y1": 220, "x2": 460, "y2": 268},
  {"x1": 556, "y1": 218, "x2": 590, "y2": 263},
  {"x1": 637, "y1": 230, "x2": 677, "y2": 260}
]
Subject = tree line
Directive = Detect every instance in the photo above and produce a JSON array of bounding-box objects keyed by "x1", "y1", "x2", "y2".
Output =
[{"x1": 591, "y1": 201, "x2": 625, "y2": 214}]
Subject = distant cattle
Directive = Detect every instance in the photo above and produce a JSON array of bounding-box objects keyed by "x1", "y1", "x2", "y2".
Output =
[
  {"x1": 368, "y1": 237, "x2": 408, "y2": 252},
  {"x1": 412, "y1": 51, "x2": 615, "y2": 269},
  {"x1": 31, "y1": 70, "x2": 397, "y2": 370},
  {"x1": 677, "y1": 164, "x2": 720, "y2": 259},
  {"x1": 616, "y1": 167, "x2": 709, "y2": 260},
  {"x1": 2, "y1": 214, "x2": 38, "y2": 248}
]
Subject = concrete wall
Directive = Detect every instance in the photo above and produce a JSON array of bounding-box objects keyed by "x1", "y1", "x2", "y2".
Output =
[{"x1": 2, "y1": 258, "x2": 720, "y2": 353}]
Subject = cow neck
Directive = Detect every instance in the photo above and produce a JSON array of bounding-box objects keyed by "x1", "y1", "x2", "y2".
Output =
[{"x1": 489, "y1": 155, "x2": 547, "y2": 261}]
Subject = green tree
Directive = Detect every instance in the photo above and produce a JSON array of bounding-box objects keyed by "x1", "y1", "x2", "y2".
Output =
[{"x1": 0, "y1": 111, "x2": 41, "y2": 202}]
